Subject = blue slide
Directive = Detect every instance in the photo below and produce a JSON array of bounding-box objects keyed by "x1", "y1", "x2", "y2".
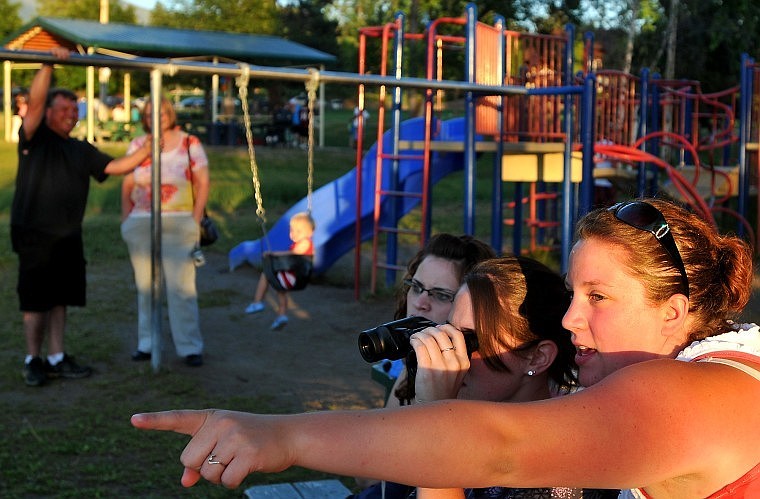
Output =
[{"x1": 228, "y1": 116, "x2": 469, "y2": 275}]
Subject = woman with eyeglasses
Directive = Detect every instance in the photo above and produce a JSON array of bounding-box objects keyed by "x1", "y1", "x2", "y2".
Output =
[
  {"x1": 350, "y1": 233, "x2": 496, "y2": 499},
  {"x1": 394, "y1": 233, "x2": 497, "y2": 324},
  {"x1": 132, "y1": 198, "x2": 759, "y2": 498},
  {"x1": 389, "y1": 233, "x2": 497, "y2": 407}
]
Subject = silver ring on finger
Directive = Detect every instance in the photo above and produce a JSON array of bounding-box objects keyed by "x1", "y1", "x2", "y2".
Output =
[
  {"x1": 440, "y1": 346, "x2": 456, "y2": 352},
  {"x1": 208, "y1": 453, "x2": 225, "y2": 465}
]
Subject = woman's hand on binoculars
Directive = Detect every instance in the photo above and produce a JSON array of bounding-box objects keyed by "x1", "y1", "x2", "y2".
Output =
[{"x1": 409, "y1": 325, "x2": 469, "y2": 403}]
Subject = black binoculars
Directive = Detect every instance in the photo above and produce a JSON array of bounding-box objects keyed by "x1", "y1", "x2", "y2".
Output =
[{"x1": 358, "y1": 316, "x2": 478, "y2": 363}]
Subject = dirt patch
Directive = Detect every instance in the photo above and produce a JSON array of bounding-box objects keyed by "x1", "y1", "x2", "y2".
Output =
[
  {"x1": 158, "y1": 250, "x2": 394, "y2": 412},
  {"x1": 8, "y1": 248, "x2": 760, "y2": 416}
]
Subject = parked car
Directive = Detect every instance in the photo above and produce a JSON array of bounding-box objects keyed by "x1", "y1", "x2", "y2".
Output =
[
  {"x1": 176, "y1": 96, "x2": 241, "y2": 111},
  {"x1": 176, "y1": 96, "x2": 205, "y2": 110}
]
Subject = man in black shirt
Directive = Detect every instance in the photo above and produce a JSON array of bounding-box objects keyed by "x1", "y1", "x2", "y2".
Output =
[{"x1": 10, "y1": 48, "x2": 152, "y2": 386}]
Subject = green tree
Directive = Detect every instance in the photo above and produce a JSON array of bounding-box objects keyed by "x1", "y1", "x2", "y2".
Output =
[
  {"x1": 37, "y1": 0, "x2": 137, "y2": 22},
  {"x1": 278, "y1": 0, "x2": 339, "y2": 71},
  {"x1": 674, "y1": 0, "x2": 760, "y2": 91},
  {"x1": 526, "y1": 0, "x2": 582, "y2": 34},
  {"x1": 581, "y1": 0, "x2": 759, "y2": 90},
  {"x1": 626, "y1": 0, "x2": 760, "y2": 91},
  {"x1": 580, "y1": 0, "x2": 663, "y2": 74},
  {"x1": 0, "y1": 0, "x2": 21, "y2": 39},
  {"x1": 150, "y1": 0, "x2": 277, "y2": 34}
]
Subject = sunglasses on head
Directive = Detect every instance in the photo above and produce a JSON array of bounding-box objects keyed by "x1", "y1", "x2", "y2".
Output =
[{"x1": 608, "y1": 201, "x2": 689, "y2": 298}]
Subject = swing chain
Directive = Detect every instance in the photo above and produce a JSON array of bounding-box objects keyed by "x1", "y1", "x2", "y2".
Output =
[
  {"x1": 305, "y1": 67, "x2": 319, "y2": 213},
  {"x1": 236, "y1": 63, "x2": 267, "y2": 226}
]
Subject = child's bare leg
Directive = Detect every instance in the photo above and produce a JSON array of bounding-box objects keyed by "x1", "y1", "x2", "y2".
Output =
[
  {"x1": 245, "y1": 274, "x2": 270, "y2": 314},
  {"x1": 276, "y1": 291, "x2": 288, "y2": 316},
  {"x1": 254, "y1": 274, "x2": 269, "y2": 302},
  {"x1": 270, "y1": 291, "x2": 290, "y2": 330}
]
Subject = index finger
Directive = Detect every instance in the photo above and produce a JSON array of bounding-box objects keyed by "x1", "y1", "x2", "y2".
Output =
[{"x1": 131, "y1": 410, "x2": 209, "y2": 436}]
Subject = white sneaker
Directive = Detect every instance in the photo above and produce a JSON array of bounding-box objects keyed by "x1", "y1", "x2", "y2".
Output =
[
  {"x1": 270, "y1": 315, "x2": 288, "y2": 330},
  {"x1": 245, "y1": 302, "x2": 265, "y2": 314}
]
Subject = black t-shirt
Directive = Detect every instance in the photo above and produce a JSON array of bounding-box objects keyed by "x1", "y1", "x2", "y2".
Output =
[{"x1": 11, "y1": 121, "x2": 113, "y2": 236}]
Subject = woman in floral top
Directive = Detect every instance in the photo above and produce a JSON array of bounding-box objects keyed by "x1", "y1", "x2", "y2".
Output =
[{"x1": 120, "y1": 97, "x2": 208, "y2": 367}]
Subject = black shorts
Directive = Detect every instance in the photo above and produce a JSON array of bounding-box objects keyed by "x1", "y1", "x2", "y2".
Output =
[{"x1": 11, "y1": 227, "x2": 87, "y2": 312}]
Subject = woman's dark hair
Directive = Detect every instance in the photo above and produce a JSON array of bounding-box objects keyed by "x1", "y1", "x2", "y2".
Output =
[
  {"x1": 466, "y1": 256, "x2": 578, "y2": 392},
  {"x1": 393, "y1": 234, "x2": 497, "y2": 320}
]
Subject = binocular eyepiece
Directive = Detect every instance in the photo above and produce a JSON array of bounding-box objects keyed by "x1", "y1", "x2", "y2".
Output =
[{"x1": 358, "y1": 316, "x2": 478, "y2": 363}]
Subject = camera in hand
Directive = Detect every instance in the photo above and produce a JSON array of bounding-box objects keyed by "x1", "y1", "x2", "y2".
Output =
[{"x1": 358, "y1": 316, "x2": 478, "y2": 363}]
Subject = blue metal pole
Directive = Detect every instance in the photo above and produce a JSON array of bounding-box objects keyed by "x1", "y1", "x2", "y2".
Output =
[
  {"x1": 463, "y1": 2, "x2": 477, "y2": 235},
  {"x1": 560, "y1": 24, "x2": 576, "y2": 273},
  {"x1": 579, "y1": 74, "x2": 597, "y2": 214},
  {"x1": 637, "y1": 68, "x2": 650, "y2": 196},
  {"x1": 683, "y1": 94, "x2": 693, "y2": 165},
  {"x1": 584, "y1": 31, "x2": 594, "y2": 75},
  {"x1": 512, "y1": 182, "x2": 523, "y2": 255},
  {"x1": 737, "y1": 53, "x2": 752, "y2": 237},
  {"x1": 647, "y1": 73, "x2": 661, "y2": 195}
]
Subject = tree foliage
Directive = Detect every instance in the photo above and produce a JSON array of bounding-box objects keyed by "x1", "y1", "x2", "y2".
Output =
[
  {"x1": 37, "y1": 0, "x2": 137, "y2": 22},
  {"x1": 576, "y1": 0, "x2": 760, "y2": 91},
  {"x1": 0, "y1": 0, "x2": 21, "y2": 40},
  {"x1": 621, "y1": 0, "x2": 760, "y2": 91},
  {"x1": 531, "y1": 0, "x2": 583, "y2": 34},
  {"x1": 150, "y1": 0, "x2": 278, "y2": 34},
  {"x1": 675, "y1": 0, "x2": 760, "y2": 91},
  {"x1": 278, "y1": 0, "x2": 339, "y2": 64}
]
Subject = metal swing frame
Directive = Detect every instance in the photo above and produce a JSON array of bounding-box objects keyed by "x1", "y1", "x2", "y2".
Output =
[{"x1": 0, "y1": 49, "x2": 537, "y2": 372}]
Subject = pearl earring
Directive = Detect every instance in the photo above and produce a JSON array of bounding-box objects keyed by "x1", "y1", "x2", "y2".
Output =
[{"x1": 527, "y1": 370, "x2": 535, "y2": 376}]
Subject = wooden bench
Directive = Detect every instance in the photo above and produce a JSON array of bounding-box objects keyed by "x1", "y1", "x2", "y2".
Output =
[{"x1": 244, "y1": 479, "x2": 352, "y2": 498}]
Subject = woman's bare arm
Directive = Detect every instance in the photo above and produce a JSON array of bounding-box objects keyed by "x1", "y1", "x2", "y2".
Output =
[{"x1": 131, "y1": 359, "x2": 760, "y2": 492}]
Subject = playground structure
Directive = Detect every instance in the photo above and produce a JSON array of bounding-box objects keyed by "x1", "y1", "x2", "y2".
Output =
[
  {"x1": 2, "y1": 3, "x2": 760, "y2": 302},
  {"x1": 354, "y1": 8, "x2": 588, "y2": 292},
  {"x1": 337, "y1": 4, "x2": 760, "y2": 294}
]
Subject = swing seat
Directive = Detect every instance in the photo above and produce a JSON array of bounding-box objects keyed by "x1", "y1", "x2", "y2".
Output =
[{"x1": 263, "y1": 254, "x2": 313, "y2": 292}]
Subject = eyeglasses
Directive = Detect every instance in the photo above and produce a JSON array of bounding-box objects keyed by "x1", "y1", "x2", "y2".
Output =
[
  {"x1": 608, "y1": 201, "x2": 689, "y2": 297},
  {"x1": 403, "y1": 279, "x2": 456, "y2": 303}
]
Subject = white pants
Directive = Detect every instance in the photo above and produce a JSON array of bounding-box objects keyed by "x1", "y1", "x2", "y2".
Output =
[{"x1": 121, "y1": 214, "x2": 204, "y2": 357}]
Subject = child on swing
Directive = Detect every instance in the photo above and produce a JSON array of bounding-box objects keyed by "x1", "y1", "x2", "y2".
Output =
[{"x1": 245, "y1": 211, "x2": 315, "y2": 330}]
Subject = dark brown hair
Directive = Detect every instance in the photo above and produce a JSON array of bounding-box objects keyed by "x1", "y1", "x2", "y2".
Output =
[
  {"x1": 393, "y1": 234, "x2": 497, "y2": 320},
  {"x1": 465, "y1": 256, "x2": 578, "y2": 391},
  {"x1": 46, "y1": 88, "x2": 77, "y2": 107}
]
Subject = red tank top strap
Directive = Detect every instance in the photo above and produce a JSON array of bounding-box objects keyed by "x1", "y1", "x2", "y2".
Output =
[{"x1": 705, "y1": 461, "x2": 760, "y2": 498}]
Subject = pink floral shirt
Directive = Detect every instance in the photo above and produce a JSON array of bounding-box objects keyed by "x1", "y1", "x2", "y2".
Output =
[{"x1": 126, "y1": 132, "x2": 208, "y2": 214}]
